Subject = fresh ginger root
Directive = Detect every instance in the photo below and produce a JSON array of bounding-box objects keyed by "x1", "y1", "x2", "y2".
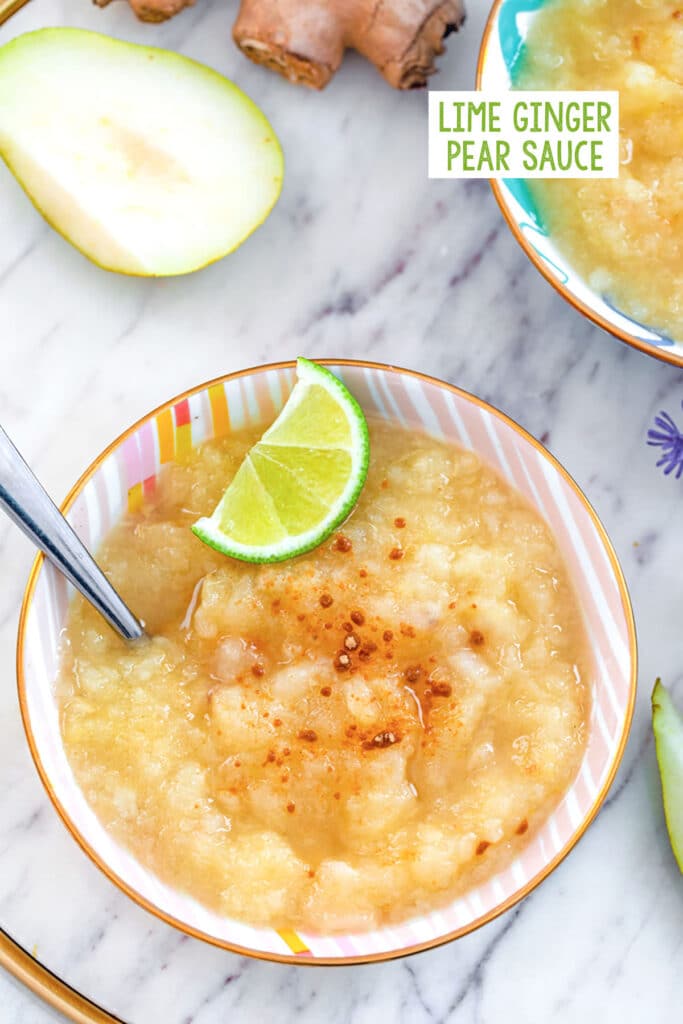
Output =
[
  {"x1": 97, "y1": 0, "x2": 465, "y2": 88},
  {"x1": 233, "y1": 0, "x2": 466, "y2": 89}
]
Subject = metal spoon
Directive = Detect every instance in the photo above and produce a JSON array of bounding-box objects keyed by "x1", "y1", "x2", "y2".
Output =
[{"x1": 0, "y1": 425, "x2": 146, "y2": 641}]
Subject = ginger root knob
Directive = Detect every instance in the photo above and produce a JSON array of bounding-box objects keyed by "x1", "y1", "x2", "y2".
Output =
[
  {"x1": 233, "y1": 0, "x2": 466, "y2": 89},
  {"x1": 93, "y1": 0, "x2": 195, "y2": 23}
]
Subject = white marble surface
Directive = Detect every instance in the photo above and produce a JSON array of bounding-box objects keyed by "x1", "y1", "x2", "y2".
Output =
[{"x1": 1, "y1": 0, "x2": 683, "y2": 1020}]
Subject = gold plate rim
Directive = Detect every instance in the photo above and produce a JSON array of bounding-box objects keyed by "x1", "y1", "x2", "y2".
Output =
[
  {"x1": 0, "y1": 928, "x2": 123, "y2": 1023},
  {"x1": 0, "y1": 0, "x2": 31, "y2": 28}
]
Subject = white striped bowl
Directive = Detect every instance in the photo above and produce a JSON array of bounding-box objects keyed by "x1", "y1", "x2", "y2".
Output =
[{"x1": 17, "y1": 360, "x2": 636, "y2": 964}]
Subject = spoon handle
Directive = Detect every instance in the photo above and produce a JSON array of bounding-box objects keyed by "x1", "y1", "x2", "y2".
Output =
[{"x1": 0, "y1": 426, "x2": 146, "y2": 641}]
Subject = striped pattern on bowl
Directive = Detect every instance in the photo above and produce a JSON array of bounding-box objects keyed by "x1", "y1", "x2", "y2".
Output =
[
  {"x1": 478, "y1": 0, "x2": 682, "y2": 365},
  {"x1": 17, "y1": 362, "x2": 636, "y2": 964}
]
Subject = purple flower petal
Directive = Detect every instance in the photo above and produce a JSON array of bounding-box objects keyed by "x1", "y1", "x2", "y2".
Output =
[{"x1": 648, "y1": 402, "x2": 683, "y2": 478}]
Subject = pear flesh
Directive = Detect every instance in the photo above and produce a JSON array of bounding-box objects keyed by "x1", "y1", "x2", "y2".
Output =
[
  {"x1": 0, "y1": 29, "x2": 283, "y2": 276},
  {"x1": 652, "y1": 679, "x2": 683, "y2": 872}
]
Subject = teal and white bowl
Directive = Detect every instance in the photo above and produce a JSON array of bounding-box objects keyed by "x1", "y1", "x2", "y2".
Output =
[{"x1": 477, "y1": 0, "x2": 683, "y2": 367}]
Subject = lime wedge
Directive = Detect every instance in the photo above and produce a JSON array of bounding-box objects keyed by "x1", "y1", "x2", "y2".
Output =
[
  {"x1": 192, "y1": 359, "x2": 370, "y2": 562},
  {"x1": 652, "y1": 679, "x2": 683, "y2": 872}
]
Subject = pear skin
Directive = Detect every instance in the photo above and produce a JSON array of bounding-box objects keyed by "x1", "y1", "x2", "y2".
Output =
[{"x1": 652, "y1": 679, "x2": 683, "y2": 872}]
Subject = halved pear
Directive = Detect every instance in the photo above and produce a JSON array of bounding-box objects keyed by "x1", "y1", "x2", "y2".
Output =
[
  {"x1": 652, "y1": 679, "x2": 683, "y2": 872},
  {"x1": 0, "y1": 29, "x2": 283, "y2": 276}
]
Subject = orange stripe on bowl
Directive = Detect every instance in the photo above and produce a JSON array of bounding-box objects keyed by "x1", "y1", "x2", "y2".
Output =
[
  {"x1": 156, "y1": 409, "x2": 175, "y2": 464},
  {"x1": 277, "y1": 929, "x2": 311, "y2": 955},
  {"x1": 209, "y1": 383, "x2": 230, "y2": 439}
]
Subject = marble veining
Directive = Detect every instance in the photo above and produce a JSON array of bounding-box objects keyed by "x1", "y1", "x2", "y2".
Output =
[{"x1": 1, "y1": 0, "x2": 683, "y2": 1020}]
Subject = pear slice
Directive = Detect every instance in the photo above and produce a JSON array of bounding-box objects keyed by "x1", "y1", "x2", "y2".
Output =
[
  {"x1": 652, "y1": 679, "x2": 683, "y2": 872},
  {"x1": 0, "y1": 29, "x2": 283, "y2": 276}
]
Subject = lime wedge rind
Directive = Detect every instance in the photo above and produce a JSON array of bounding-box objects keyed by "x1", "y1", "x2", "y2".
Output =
[
  {"x1": 652, "y1": 678, "x2": 683, "y2": 872},
  {"x1": 192, "y1": 359, "x2": 369, "y2": 563}
]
